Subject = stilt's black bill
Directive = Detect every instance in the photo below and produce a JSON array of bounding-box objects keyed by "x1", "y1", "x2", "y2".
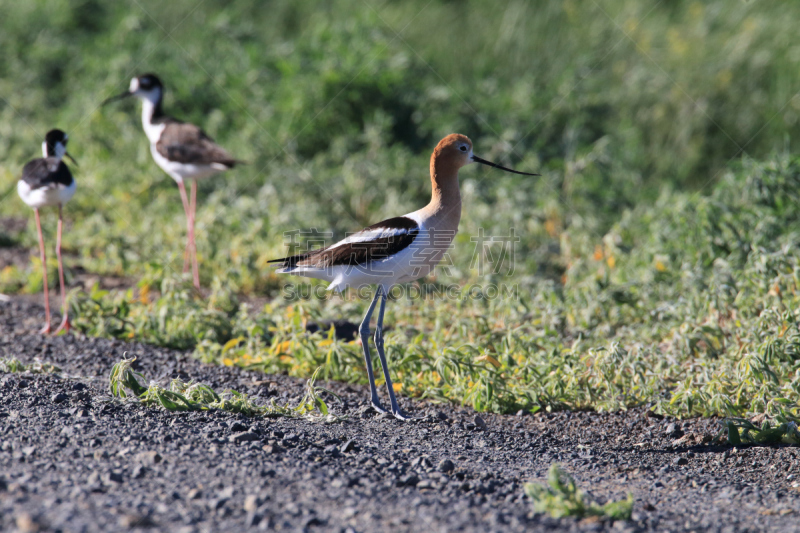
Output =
[
  {"x1": 472, "y1": 155, "x2": 538, "y2": 176},
  {"x1": 102, "y1": 91, "x2": 132, "y2": 106},
  {"x1": 65, "y1": 152, "x2": 78, "y2": 166}
]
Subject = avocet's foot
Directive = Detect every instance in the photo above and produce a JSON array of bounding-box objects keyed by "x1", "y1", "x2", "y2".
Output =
[
  {"x1": 371, "y1": 400, "x2": 389, "y2": 414},
  {"x1": 392, "y1": 408, "x2": 419, "y2": 421},
  {"x1": 38, "y1": 323, "x2": 52, "y2": 335},
  {"x1": 55, "y1": 316, "x2": 71, "y2": 335}
]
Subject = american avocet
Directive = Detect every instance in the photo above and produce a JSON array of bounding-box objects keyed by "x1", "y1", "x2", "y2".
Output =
[
  {"x1": 269, "y1": 134, "x2": 537, "y2": 419},
  {"x1": 103, "y1": 74, "x2": 239, "y2": 290},
  {"x1": 17, "y1": 129, "x2": 78, "y2": 334}
]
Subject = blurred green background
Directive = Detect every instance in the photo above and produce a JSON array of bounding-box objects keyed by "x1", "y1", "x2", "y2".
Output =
[
  {"x1": 3, "y1": 0, "x2": 800, "y2": 292},
  {"x1": 4, "y1": 0, "x2": 800, "y2": 417}
]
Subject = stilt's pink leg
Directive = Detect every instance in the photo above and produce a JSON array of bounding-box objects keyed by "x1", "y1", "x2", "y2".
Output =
[
  {"x1": 55, "y1": 204, "x2": 71, "y2": 334},
  {"x1": 177, "y1": 181, "x2": 192, "y2": 276},
  {"x1": 34, "y1": 208, "x2": 51, "y2": 334},
  {"x1": 189, "y1": 180, "x2": 199, "y2": 290}
]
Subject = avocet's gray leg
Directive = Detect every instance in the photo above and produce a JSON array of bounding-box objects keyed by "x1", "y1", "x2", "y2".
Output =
[
  {"x1": 360, "y1": 287, "x2": 387, "y2": 413},
  {"x1": 374, "y1": 286, "x2": 414, "y2": 420}
]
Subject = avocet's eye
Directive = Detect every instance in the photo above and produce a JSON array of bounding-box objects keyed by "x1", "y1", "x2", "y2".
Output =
[{"x1": 459, "y1": 145, "x2": 467, "y2": 152}]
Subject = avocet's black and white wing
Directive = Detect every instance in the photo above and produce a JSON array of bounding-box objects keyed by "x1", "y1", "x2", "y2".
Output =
[{"x1": 269, "y1": 216, "x2": 421, "y2": 290}]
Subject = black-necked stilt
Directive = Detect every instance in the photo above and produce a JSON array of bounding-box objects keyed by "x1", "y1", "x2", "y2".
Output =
[
  {"x1": 103, "y1": 73, "x2": 239, "y2": 290},
  {"x1": 269, "y1": 134, "x2": 537, "y2": 419},
  {"x1": 17, "y1": 129, "x2": 78, "y2": 334}
]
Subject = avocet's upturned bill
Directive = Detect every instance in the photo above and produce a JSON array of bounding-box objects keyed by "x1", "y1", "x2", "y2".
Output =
[
  {"x1": 103, "y1": 73, "x2": 240, "y2": 290},
  {"x1": 17, "y1": 129, "x2": 78, "y2": 334},
  {"x1": 269, "y1": 134, "x2": 538, "y2": 420}
]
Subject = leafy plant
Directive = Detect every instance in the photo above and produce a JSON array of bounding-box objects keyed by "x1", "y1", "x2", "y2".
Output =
[
  {"x1": 108, "y1": 356, "x2": 341, "y2": 421},
  {"x1": 717, "y1": 417, "x2": 800, "y2": 446},
  {"x1": 0, "y1": 358, "x2": 60, "y2": 374},
  {"x1": 524, "y1": 464, "x2": 633, "y2": 520}
]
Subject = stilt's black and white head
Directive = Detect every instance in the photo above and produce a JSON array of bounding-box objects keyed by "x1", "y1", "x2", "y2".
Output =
[
  {"x1": 103, "y1": 73, "x2": 164, "y2": 106},
  {"x1": 42, "y1": 129, "x2": 77, "y2": 165}
]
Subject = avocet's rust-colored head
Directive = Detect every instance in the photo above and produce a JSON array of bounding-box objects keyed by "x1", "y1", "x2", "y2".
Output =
[
  {"x1": 431, "y1": 133, "x2": 474, "y2": 173},
  {"x1": 430, "y1": 133, "x2": 538, "y2": 182}
]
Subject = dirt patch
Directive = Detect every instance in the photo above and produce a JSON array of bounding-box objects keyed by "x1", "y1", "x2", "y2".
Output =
[{"x1": 1, "y1": 298, "x2": 798, "y2": 532}]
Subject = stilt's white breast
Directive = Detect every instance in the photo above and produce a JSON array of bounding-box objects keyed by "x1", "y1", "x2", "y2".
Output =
[
  {"x1": 149, "y1": 144, "x2": 224, "y2": 183},
  {"x1": 17, "y1": 179, "x2": 76, "y2": 209}
]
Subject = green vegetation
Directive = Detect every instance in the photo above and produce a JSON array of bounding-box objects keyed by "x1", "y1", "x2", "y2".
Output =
[
  {"x1": 524, "y1": 464, "x2": 633, "y2": 520},
  {"x1": 109, "y1": 356, "x2": 338, "y2": 419},
  {"x1": 719, "y1": 417, "x2": 800, "y2": 446},
  {"x1": 0, "y1": 357, "x2": 60, "y2": 374},
  {"x1": 3, "y1": 1, "x2": 800, "y2": 420}
]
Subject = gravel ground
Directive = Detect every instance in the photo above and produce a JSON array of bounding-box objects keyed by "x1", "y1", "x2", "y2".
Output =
[{"x1": 1, "y1": 298, "x2": 799, "y2": 533}]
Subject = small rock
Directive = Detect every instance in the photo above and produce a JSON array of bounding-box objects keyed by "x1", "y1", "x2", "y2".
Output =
[
  {"x1": 417, "y1": 479, "x2": 435, "y2": 489},
  {"x1": 106, "y1": 471, "x2": 124, "y2": 483},
  {"x1": 341, "y1": 439, "x2": 356, "y2": 453},
  {"x1": 399, "y1": 474, "x2": 420, "y2": 487},
  {"x1": 673, "y1": 457, "x2": 689, "y2": 466},
  {"x1": 51, "y1": 393, "x2": 69, "y2": 404},
  {"x1": 324, "y1": 444, "x2": 341, "y2": 456},
  {"x1": 245, "y1": 511, "x2": 262, "y2": 528},
  {"x1": 411, "y1": 456, "x2": 433, "y2": 469},
  {"x1": 15, "y1": 513, "x2": 43, "y2": 533},
  {"x1": 652, "y1": 481, "x2": 664, "y2": 489},
  {"x1": 187, "y1": 488, "x2": 202, "y2": 500},
  {"x1": 262, "y1": 444, "x2": 284, "y2": 454},
  {"x1": 229, "y1": 432, "x2": 260, "y2": 444},
  {"x1": 22, "y1": 446, "x2": 36, "y2": 458},
  {"x1": 664, "y1": 423, "x2": 684, "y2": 439},
  {"x1": 119, "y1": 513, "x2": 155, "y2": 528},
  {"x1": 244, "y1": 494, "x2": 260, "y2": 513},
  {"x1": 229, "y1": 421, "x2": 248, "y2": 432},
  {"x1": 211, "y1": 497, "x2": 229, "y2": 510},
  {"x1": 135, "y1": 451, "x2": 162, "y2": 465},
  {"x1": 93, "y1": 450, "x2": 109, "y2": 461},
  {"x1": 438, "y1": 459, "x2": 455, "y2": 473},
  {"x1": 71, "y1": 383, "x2": 87, "y2": 391},
  {"x1": 473, "y1": 415, "x2": 487, "y2": 430},
  {"x1": 132, "y1": 465, "x2": 146, "y2": 479}
]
